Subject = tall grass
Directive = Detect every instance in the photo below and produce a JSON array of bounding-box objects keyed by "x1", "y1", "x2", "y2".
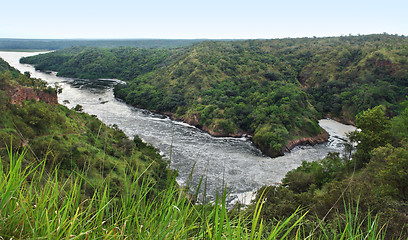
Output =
[{"x1": 0, "y1": 149, "x2": 389, "y2": 239}]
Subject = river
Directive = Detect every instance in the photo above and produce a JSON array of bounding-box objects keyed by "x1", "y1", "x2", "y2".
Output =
[{"x1": 0, "y1": 51, "x2": 356, "y2": 204}]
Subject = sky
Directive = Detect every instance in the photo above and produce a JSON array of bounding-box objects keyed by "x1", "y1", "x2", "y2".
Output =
[{"x1": 1, "y1": 0, "x2": 408, "y2": 39}]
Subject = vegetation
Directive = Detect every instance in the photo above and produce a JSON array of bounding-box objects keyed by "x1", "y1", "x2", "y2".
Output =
[
  {"x1": 21, "y1": 34, "x2": 408, "y2": 157},
  {"x1": 1, "y1": 148, "x2": 390, "y2": 239},
  {"x1": 247, "y1": 102, "x2": 408, "y2": 239},
  {"x1": 0, "y1": 57, "x2": 172, "y2": 200},
  {"x1": 113, "y1": 41, "x2": 323, "y2": 157},
  {"x1": 20, "y1": 46, "x2": 173, "y2": 80},
  {"x1": 2, "y1": 36, "x2": 408, "y2": 238}
]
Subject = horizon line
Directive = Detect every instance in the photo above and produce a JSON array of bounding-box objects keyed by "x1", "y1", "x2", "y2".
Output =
[{"x1": 0, "y1": 33, "x2": 405, "y2": 41}]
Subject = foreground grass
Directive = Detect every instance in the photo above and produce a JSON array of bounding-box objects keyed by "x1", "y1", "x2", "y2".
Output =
[{"x1": 0, "y1": 149, "x2": 388, "y2": 239}]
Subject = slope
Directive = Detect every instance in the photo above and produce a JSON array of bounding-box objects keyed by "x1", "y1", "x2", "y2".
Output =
[{"x1": 0, "y1": 57, "x2": 172, "y2": 198}]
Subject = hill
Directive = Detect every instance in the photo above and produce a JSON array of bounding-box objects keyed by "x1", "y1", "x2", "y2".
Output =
[
  {"x1": 20, "y1": 34, "x2": 408, "y2": 157},
  {"x1": 0, "y1": 38, "x2": 206, "y2": 50},
  {"x1": 20, "y1": 46, "x2": 174, "y2": 80}
]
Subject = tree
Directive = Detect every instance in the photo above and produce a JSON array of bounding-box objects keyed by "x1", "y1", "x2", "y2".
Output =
[
  {"x1": 368, "y1": 145, "x2": 408, "y2": 201},
  {"x1": 74, "y1": 104, "x2": 83, "y2": 112},
  {"x1": 390, "y1": 99, "x2": 408, "y2": 145},
  {"x1": 349, "y1": 106, "x2": 391, "y2": 167},
  {"x1": 24, "y1": 71, "x2": 31, "y2": 78},
  {"x1": 0, "y1": 90, "x2": 9, "y2": 109}
]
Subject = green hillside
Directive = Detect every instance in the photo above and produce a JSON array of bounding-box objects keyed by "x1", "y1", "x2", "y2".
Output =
[
  {"x1": 20, "y1": 46, "x2": 174, "y2": 80},
  {"x1": 20, "y1": 34, "x2": 408, "y2": 157}
]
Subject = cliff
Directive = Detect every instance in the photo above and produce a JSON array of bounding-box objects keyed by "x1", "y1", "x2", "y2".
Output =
[
  {"x1": 8, "y1": 86, "x2": 58, "y2": 106},
  {"x1": 285, "y1": 129, "x2": 329, "y2": 152}
]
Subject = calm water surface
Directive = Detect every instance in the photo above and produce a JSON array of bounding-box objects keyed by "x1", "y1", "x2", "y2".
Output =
[{"x1": 0, "y1": 51, "x2": 356, "y2": 204}]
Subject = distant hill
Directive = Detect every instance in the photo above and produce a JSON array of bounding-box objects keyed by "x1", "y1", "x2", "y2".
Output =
[{"x1": 0, "y1": 38, "x2": 208, "y2": 50}]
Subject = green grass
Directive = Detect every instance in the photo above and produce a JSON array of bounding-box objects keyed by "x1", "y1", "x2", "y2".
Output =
[{"x1": 0, "y1": 148, "x2": 389, "y2": 239}]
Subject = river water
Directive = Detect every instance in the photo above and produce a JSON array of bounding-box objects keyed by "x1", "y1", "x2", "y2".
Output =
[{"x1": 0, "y1": 51, "x2": 356, "y2": 204}]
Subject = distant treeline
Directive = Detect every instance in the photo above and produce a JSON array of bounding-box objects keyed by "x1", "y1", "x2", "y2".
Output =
[{"x1": 0, "y1": 38, "x2": 209, "y2": 50}]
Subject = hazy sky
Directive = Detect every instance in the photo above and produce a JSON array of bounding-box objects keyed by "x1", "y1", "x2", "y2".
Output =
[{"x1": 1, "y1": 0, "x2": 407, "y2": 39}]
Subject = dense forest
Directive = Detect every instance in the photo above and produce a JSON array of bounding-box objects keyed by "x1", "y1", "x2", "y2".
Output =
[
  {"x1": 21, "y1": 34, "x2": 408, "y2": 157},
  {"x1": 20, "y1": 46, "x2": 174, "y2": 80}
]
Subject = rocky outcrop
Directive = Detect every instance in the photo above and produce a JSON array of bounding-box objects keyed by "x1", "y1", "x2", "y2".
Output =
[
  {"x1": 181, "y1": 113, "x2": 200, "y2": 127},
  {"x1": 285, "y1": 129, "x2": 329, "y2": 152},
  {"x1": 160, "y1": 110, "x2": 329, "y2": 158},
  {"x1": 8, "y1": 86, "x2": 58, "y2": 106},
  {"x1": 180, "y1": 113, "x2": 251, "y2": 138},
  {"x1": 325, "y1": 114, "x2": 355, "y2": 126},
  {"x1": 201, "y1": 125, "x2": 249, "y2": 138}
]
